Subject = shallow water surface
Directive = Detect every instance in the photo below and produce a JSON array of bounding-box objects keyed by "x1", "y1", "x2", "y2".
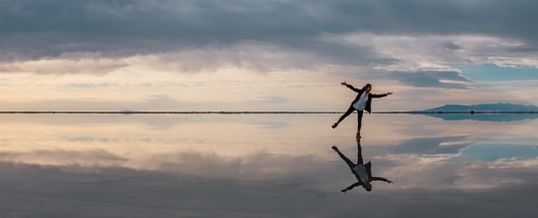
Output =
[{"x1": 0, "y1": 114, "x2": 537, "y2": 217}]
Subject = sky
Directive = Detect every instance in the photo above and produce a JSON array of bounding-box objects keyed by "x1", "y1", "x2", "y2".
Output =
[{"x1": 1, "y1": 0, "x2": 538, "y2": 111}]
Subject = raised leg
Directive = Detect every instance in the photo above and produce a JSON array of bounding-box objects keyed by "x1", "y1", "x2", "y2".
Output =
[
  {"x1": 333, "y1": 106, "x2": 355, "y2": 128},
  {"x1": 332, "y1": 146, "x2": 355, "y2": 169}
]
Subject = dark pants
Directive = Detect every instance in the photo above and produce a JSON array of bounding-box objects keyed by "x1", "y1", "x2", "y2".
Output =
[{"x1": 336, "y1": 105, "x2": 364, "y2": 133}]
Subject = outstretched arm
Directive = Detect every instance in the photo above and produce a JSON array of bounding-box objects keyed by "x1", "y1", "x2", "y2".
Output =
[
  {"x1": 341, "y1": 81, "x2": 360, "y2": 93},
  {"x1": 371, "y1": 177, "x2": 393, "y2": 184},
  {"x1": 371, "y1": 92, "x2": 393, "y2": 98},
  {"x1": 341, "y1": 181, "x2": 362, "y2": 192}
]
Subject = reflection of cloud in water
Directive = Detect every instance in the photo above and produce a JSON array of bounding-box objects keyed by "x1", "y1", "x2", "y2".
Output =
[
  {"x1": 0, "y1": 114, "x2": 292, "y2": 130},
  {"x1": 1, "y1": 114, "x2": 538, "y2": 216},
  {"x1": 1, "y1": 161, "x2": 537, "y2": 217},
  {"x1": 390, "y1": 136, "x2": 473, "y2": 155},
  {"x1": 0, "y1": 149, "x2": 127, "y2": 166},
  {"x1": 1, "y1": 147, "x2": 535, "y2": 192},
  {"x1": 377, "y1": 154, "x2": 538, "y2": 189},
  {"x1": 253, "y1": 121, "x2": 289, "y2": 129},
  {"x1": 135, "y1": 151, "x2": 324, "y2": 181}
]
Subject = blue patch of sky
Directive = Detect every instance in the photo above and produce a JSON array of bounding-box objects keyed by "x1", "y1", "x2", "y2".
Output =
[{"x1": 455, "y1": 64, "x2": 538, "y2": 81}]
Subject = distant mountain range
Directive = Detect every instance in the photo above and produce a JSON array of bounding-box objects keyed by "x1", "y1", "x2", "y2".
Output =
[
  {"x1": 424, "y1": 103, "x2": 538, "y2": 112},
  {"x1": 421, "y1": 103, "x2": 538, "y2": 122}
]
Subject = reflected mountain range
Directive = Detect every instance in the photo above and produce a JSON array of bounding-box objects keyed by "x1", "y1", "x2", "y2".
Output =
[
  {"x1": 420, "y1": 103, "x2": 538, "y2": 122},
  {"x1": 423, "y1": 113, "x2": 538, "y2": 122}
]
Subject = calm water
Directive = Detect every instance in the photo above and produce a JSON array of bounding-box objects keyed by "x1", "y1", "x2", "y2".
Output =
[{"x1": 1, "y1": 114, "x2": 537, "y2": 217}]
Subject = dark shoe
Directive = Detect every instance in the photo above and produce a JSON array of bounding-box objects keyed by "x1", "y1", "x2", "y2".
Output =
[
  {"x1": 331, "y1": 146, "x2": 338, "y2": 151},
  {"x1": 331, "y1": 122, "x2": 338, "y2": 129}
]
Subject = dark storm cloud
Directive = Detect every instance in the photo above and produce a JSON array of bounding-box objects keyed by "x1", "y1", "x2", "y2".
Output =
[
  {"x1": 0, "y1": 0, "x2": 387, "y2": 65},
  {"x1": 443, "y1": 41, "x2": 463, "y2": 50},
  {"x1": 1, "y1": 0, "x2": 537, "y2": 63},
  {"x1": 391, "y1": 70, "x2": 471, "y2": 89}
]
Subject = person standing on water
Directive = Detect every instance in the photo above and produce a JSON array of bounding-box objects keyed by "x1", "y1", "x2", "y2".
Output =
[
  {"x1": 331, "y1": 81, "x2": 393, "y2": 138},
  {"x1": 331, "y1": 137, "x2": 393, "y2": 192}
]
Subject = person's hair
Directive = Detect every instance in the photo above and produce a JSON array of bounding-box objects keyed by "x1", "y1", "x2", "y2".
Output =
[{"x1": 362, "y1": 83, "x2": 372, "y2": 91}]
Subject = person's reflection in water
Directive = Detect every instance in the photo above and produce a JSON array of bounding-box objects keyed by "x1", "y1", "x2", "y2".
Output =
[{"x1": 332, "y1": 137, "x2": 393, "y2": 192}]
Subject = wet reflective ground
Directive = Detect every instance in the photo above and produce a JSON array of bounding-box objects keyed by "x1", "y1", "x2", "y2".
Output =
[{"x1": 1, "y1": 114, "x2": 537, "y2": 217}]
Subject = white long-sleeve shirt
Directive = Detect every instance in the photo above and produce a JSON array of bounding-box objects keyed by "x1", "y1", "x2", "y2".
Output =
[{"x1": 352, "y1": 91, "x2": 369, "y2": 110}]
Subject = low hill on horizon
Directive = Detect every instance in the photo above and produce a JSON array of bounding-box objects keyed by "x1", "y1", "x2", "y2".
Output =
[{"x1": 424, "y1": 103, "x2": 538, "y2": 112}]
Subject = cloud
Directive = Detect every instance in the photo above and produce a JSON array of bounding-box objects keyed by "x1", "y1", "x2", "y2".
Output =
[
  {"x1": 249, "y1": 96, "x2": 289, "y2": 104},
  {"x1": 2, "y1": 144, "x2": 533, "y2": 192},
  {"x1": 390, "y1": 136, "x2": 473, "y2": 155},
  {"x1": 1, "y1": 158, "x2": 538, "y2": 217},
  {"x1": 2, "y1": 0, "x2": 538, "y2": 55},
  {"x1": 0, "y1": 56, "x2": 127, "y2": 74},
  {"x1": 0, "y1": 0, "x2": 394, "y2": 66},
  {"x1": 0, "y1": 95, "x2": 185, "y2": 110},
  {"x1": 1, "y1": 0, "x2": 538, "y2": 110},
  {"x1": 135, "y1": 151, "x2": 331, "y2": 182},
  {"x1": 1, "y1": 0, "x2": 538, "y2": 74},
  {"x1": 390, "y1": 70, "x2": 472, "y2": 89},
  {"x1": 0, "y1": 149, "x2": 127, "y2": 166}
]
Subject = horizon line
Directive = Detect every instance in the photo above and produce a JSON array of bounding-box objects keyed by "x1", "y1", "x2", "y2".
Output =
[{"x1": 0, "y1": 110, "x2": 538, "y2": 114}]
